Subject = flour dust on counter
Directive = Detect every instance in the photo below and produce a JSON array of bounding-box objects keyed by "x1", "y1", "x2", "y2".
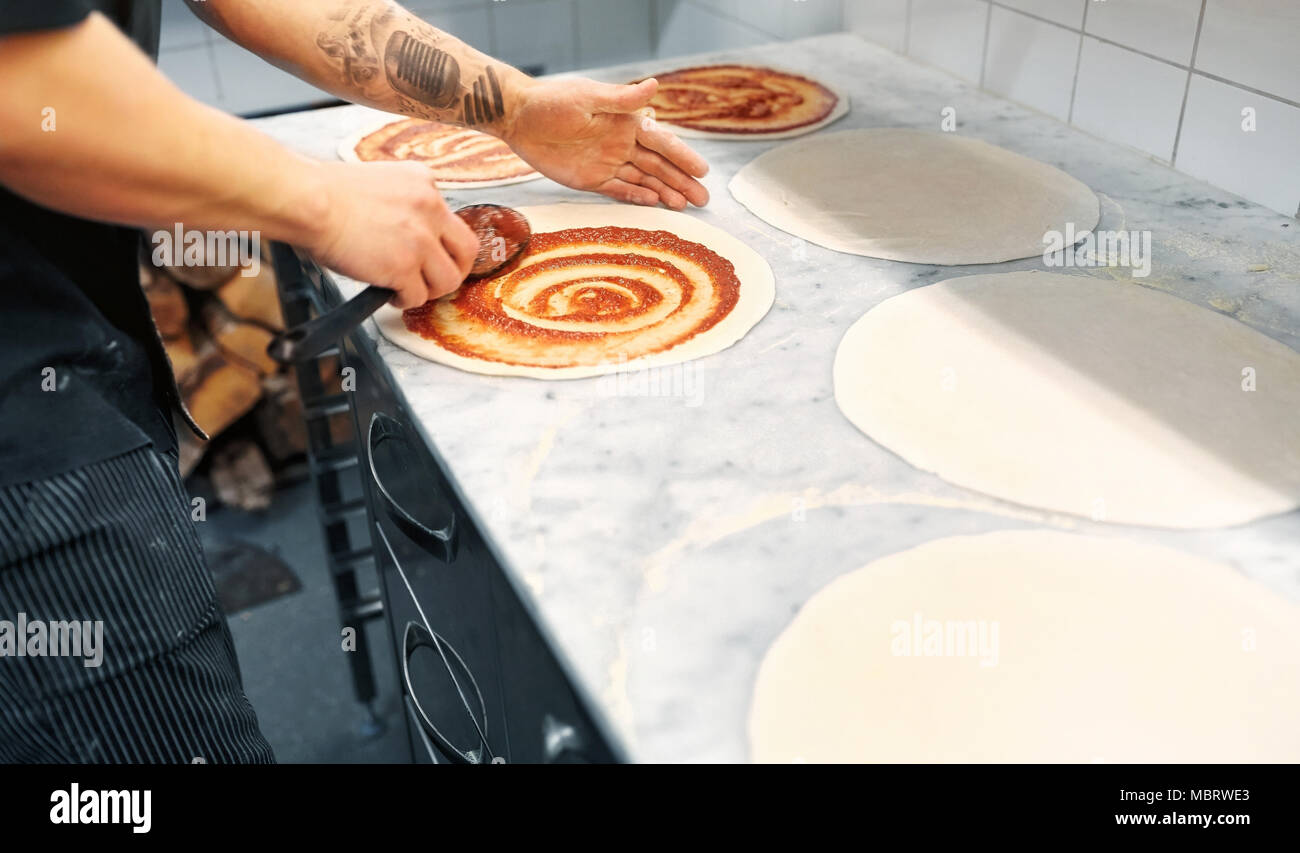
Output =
[
  {"x1": 373, "y1": 203, "x2": 775, "y2": 379},
  {"x1": 749, "y1": 531, "x2": 1300, "y2": 764},
  {"x1": 833, "y1": 271, "x2": 1300, "y2": 529},
  {"x1": 636, "y1": 64, "x2": 849, "y2": 139},
  {"x1": 729, "y1": 128, "x2": 1099, "y2": 265}
]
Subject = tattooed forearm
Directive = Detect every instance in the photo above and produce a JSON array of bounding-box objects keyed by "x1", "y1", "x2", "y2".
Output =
[
  {"x1": 316, "y1": 6, "x2": 383, "y2": 95},
  {"x1": 383, "y1": 30, "x2": 460, "y2": 108},
  {"x1": 182, "y1": 2, "x2": 527, "y2": 131},
  {"x1": 308, "y1": 1, "x2": 524, "y2": 131},
  {"x1": 463, "y1": 66, "x2": 506, "y2": 126},
  {"x1": 380, "y1": 27, "x2": 508, "y2": 125}
]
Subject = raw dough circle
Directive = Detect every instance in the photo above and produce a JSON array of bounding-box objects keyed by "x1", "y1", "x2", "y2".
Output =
[
  {"x1": 729, "y1": 128, "x2": 1099, "y2": 264},
  {"x1": 749, "y1": 530, "x2": 1300, "y2": 763},
  {"x1": 374, "y1": 203, "x2": 775, "y2": 379},
  {"x1": 834, "y1": 271, "x2": 1300, "y2": 528}
]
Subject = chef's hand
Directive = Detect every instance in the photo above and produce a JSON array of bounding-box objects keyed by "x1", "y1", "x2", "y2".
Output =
[
  {"x1": 309, "y1": 161, "x2": 479, "y2": 309},
  {"x1": 503, "y1": 77, "x2": 710, "y2": 211}
]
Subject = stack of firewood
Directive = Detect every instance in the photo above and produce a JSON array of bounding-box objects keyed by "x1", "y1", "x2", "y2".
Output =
[{"x1": 139, "y1": 245, "x2": 309, "y2": 510}]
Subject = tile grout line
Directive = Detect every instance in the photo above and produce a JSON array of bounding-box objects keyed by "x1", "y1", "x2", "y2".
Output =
[
  {"x1": 982, "y1": 3, "x2": 1298, "y2": 109},
  {"x1": 1170, "y1": 0, "x2": 1208, "y2": 167},
  {"x1": 987, "y1": 0, "x2": 1078, "y2": 34},
  {"x1": 1191, "y1": 68, "x2": 1300, "y2": 111},
  {"x1": 684, "y1": 0, "x2": 782, "y2": 42},
  {"x1": 204, "y1": 33, "x2": 225, "y2": 106},
  {"x1": 649, "y1": 0, "x2": 659, "y2": 56},
  {"x1": 990, "y1": 2, "x2": 1185, "y2": 72},
  {"x1": 903, "y1": 0, "x2": 912, "y2": 55},
  {"x1": 486, "y1": 0, "x2": 499, "y2": 60},
  {"x1": 977, "y1": 0, "x2": 992, "y2": 89},
  {"x1": 569, "y1": 0, "x2": 579, "y2": 70},
  {"x1": 1065, "y1": 0, "x2": 1088, "y2": 124}
]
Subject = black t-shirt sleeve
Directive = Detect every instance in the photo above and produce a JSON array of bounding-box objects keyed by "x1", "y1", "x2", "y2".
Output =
[{"x1": 0, "y1": 0, "x2": 93, "y2": 36}]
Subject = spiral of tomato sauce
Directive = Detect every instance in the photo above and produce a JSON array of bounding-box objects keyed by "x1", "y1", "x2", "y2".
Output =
[{"x1": 402, "y1": 226, "x2": 741, "y2": 368}]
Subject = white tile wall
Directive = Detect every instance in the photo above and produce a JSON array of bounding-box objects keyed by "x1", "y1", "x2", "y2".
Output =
[
  {"x1": 406, "y1": 0, "x2": 490, "y2": 10},
  {"x1": 847, "y1": 0, "x2": 1300, "y2": 217},
  {"x1": 1177, "y1": 75, "x2": 1300, "y2": 217},
  {"x1": 908, "y1": 0, "x2": 990, "y2": 83},
  {"x1": 491, "y1": 0, "x2": 578, "y2": 73},
  {"x1": 689, "y1": 0, "x2": 789, "y2": 36},
  {"x1": 576, "y1": 0, "x2": 654, "y2": 68},
  {"x1": 995, "y1": 0, "x2": 1084, "y2": 29},
  {"x1": 983, "y1": 4, "x2": 1078, "y2": 119},
  {"x1": 211, "y1": 38, "x2": 326, "y2": 116},
  {"x1": 1195, "y1": 0, "x2": 1300, "y2": 105},
  {"x1": 1071, "y1": 36, "x2": 1186, "y2": 162},
  {"x1": 845, "y1": 0, "x2": 909, "y2": 53},
  {"x1": 160, "y1": 0, "x2": 211, "y2": 49},
  {"x1": 1084, "y1": 0, "x2": 1202, "y2": 66},
  {"x1": 424, "y1": 4, "x2": 493, "y2": 55},
  {"x1": 690, "y1": 0, "x2": 843, "y2": 40},
  {"x1": 653, "y1": 1, "x2": 771, "y2": 58},
  {"x1": 157, "y1": 43, "x2": 221, "y2": 108},
  {"x1": 776, "y1": 0, "x2": 847, "y2": 39}
]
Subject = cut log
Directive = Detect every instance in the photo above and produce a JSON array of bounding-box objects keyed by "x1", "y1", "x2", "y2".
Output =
[
  {"x1": 176, "y1": 422, "x2": 207, "y2": 479},
  {"x1": 162, "y1": 263, "x2": 242, "y2": 291},
  {"x1": 254, "y1": 373, "x2": 308, "y2": 464},
  {"x1": 201, "y1": 299, "x2": 279, "y2": 376},
  {"x1": 140, "y1": 264, "x2": 189, "y2": 338},
  {"x1": 156, "y1": 234, "x2": 259, "y2": 290},
  {"x1": 180, "y1": 343, "x2": 263, "y2": 439},
  {"x1": 210, "y1": 439, "x2": 274, "y2": 511},
  {"x1": 216, "y1": 263, "x2": 284, "y2": 331},
  {"x1": 162, "y1": 328, "x2": 200, "y2": 385}
]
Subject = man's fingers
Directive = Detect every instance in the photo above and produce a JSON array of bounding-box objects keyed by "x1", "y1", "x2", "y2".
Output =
[
  {"x1": 636, "y1": 116, "x2": 709, "y2": 179},
  {"x1": 597, "y1": 177, "x2": 659, "y2": 206},
  {"x1": 387, "y1": 272, "x2": 429, "y2": 310},
  {"x1": 632, "y1": 146, "x2": 709, "y2": 207},
  {"x1": 422, "y1": 244, "x2": 463, "y2": 301},
  {"x1": 590, "y1": 77, "x2": 657, "y2": 113},
  {"x1": 440, "y1": 207, "x2": 479, "y2": 278},
  {"x1": 615, "y1": 163, "x2": 686, "y2": 210},
  {"x1": 640, "y1": 175, "x2": 688, "y2": 211}
]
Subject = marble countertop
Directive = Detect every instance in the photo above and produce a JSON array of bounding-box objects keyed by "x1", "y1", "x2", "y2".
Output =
[{"x1": 252, "y1": 33, "x2": 1300, "y2": 763}]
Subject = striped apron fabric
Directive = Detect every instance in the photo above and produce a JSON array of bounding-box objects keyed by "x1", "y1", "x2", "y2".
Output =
[{"x1": 0, "y1": 446, "x2": 274, "y2": 763}]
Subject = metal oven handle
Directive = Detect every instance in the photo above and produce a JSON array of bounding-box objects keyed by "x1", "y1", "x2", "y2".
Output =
[
  {"x1": 367, "y1": 412, "x2": 458, "y2": 563},
  {"x1": 401, "y1": 619, "x2": 491, "y2": 765}
]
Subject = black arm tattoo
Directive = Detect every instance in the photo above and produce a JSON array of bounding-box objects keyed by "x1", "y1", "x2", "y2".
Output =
[
  {"x1": 317, "y1": 6, "x2": 383, "y2": 92},
  {"x1": 315, "y1": 4, "x2": 511, "y2": 127},
  {"x1": 380, "y1": 29, "x2": 506, "y2": 126},
  {"x1": 463, "y1": 65, "x2": 505, "y2": 126},
  {"x1": 383, "y1": 30, "x2": 460, "y2": 108}
]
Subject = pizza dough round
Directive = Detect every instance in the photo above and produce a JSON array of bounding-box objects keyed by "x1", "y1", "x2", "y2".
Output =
[
  {"x1": 729, "y1": 128, "x2": 1099, "y2": 264},
  {"x1": 640, "y1": 64, "x2": 848, "y2": 140},
  {"x1": 338, "y1": 118, "x2": 541, "y2": 189},
  {"x1": 833, "y1": 271, "x2": 1300, "y2": 528},
  {"x1": 374, "y1": 203, "x2": 775, "y2": 379},
  {"x1": 750, "y1": 530, "x2": 1300, "y2": 763}
]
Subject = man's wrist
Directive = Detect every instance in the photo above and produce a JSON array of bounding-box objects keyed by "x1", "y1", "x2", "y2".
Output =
[
  {"x1": 272, "y1": 157, "x2": 339, "y2": 254},
  {"x1": 496, "y1": 69, "x2": 538, "y2": 145}
]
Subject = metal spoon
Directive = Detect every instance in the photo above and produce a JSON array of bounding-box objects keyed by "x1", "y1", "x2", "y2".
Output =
[{"x1": 267, "y1": 204, "x2": 531, "y2": 364}]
